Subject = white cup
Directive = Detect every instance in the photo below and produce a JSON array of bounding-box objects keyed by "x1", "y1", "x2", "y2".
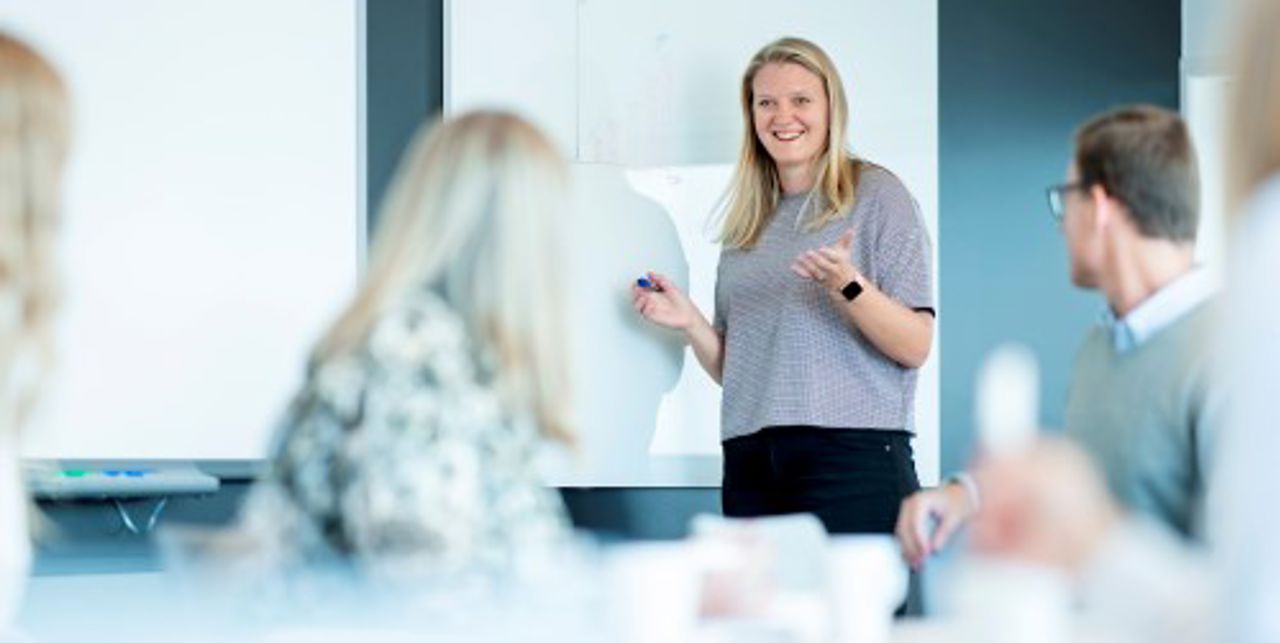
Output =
[
  {"x1": 943, "y1": 557, "x2": 1071, "y2": 643},
  {"x1": 607, "y1": 542, "x2": 700, "y2": 643},
  {"x1": 827, "y1": 536, "x2": 908, "y2": 643}
]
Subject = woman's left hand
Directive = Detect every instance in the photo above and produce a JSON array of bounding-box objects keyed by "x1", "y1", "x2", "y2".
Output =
[{"x1": 790, "y1": 228, "x2": 862, "y2": 292}]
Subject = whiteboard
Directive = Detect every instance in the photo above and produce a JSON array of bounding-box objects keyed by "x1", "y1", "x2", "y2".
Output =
[
  {"x1": 449, "y1": 0, "x2": 940, "y2": 486},
  {"x1": 8, "y1": 0, "x2": 361, "y2": 462}
]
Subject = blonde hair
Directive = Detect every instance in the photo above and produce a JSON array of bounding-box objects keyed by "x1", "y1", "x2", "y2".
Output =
[
  {"x1": 719, "y1": 37, "x2": 861, "y2": 250},
  {"x1": 1227, "y1": 0, "x2": 1280, "y2": 215},
  {"x1": 0, "y1": 33, "x2": 71, "y2": 432},
  {"x1": 314, "y1": 111, "x2": 573, "y2": 443}
]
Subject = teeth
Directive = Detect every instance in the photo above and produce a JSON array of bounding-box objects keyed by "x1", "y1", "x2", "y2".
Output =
[{"x1": 775, "y1": 132, "x2": 802, "y2": 141}]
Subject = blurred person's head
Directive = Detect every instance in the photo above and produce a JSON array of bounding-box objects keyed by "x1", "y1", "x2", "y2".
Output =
[
  {"x1": 314, "y1": 111, "x2": 573, "y2": 442},
  {"x1": 0, "y1": 33, "x2": 71, "y2": 431},
  {"x1": 719, "y1": 37, "x2": 858, "y2": 249},
  {"x1": 1051, "y1": 106, "x2": 1199, "y2": 290},
  {"x1": 1228, "y1": 0, "x2": 1280, "y2": 209}
]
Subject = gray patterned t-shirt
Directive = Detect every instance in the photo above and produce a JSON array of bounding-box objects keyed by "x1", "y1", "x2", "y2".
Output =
[{"x1": 714, "y1": 165, "x2": 934, "y2": 441}]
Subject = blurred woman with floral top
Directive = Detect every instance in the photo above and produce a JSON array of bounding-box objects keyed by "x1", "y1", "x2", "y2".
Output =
[{"x1": 238, "y1": 111, "x2": 575, "y2": 581}]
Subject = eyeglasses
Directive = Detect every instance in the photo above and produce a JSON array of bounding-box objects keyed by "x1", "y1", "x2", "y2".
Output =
[{"x1": 1045, "y1": 181, "x2": 1088, "y2": 223}]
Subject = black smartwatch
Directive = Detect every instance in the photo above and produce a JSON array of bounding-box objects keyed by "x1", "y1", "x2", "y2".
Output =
[{"x1": 839, "y1": 279, "x2": 864, "y2": 302}]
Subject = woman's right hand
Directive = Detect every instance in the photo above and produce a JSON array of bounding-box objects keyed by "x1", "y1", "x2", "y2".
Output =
[{"x1": 631, "y1": 271, "x2": 699, "y2": 332}]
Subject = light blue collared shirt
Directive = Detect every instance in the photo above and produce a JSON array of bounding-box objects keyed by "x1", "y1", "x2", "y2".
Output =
[{"x1": 1101, "y1": 267, "x2": 1217, "y2": 353}]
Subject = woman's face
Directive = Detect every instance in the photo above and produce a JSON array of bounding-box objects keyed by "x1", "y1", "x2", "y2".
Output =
[{"x1": 751, "y1": 62, "x2": 830, "y2": 174}]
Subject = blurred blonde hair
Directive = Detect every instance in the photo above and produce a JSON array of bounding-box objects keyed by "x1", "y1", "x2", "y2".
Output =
[
  {"x1": 0, "y1": 33, "x2": 71, "y2": 433},
  {"x1": 718, "y1": 37, "x2": 861, "y2": 250},
  {"x1": 313, "y1": 111, "x2": 573, "y2": 443},
  {"x1": 1227, "y1": 0, "x2": 1280, "y2": 213}
]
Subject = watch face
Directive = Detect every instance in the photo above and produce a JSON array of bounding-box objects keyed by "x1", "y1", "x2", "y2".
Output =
[{"x1": 841, "y1": 280, "x2": 864, "y2": 301}]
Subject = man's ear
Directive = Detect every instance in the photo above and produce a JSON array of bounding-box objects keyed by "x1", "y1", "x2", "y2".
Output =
[{"x1": 1088, "y1": 183, "x2": 1115, "y2": 233}]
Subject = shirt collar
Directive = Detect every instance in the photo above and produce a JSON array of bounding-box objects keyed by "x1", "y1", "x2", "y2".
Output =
[{"x1": 1101, "y1": 267, "x2": 1216, "y2": 352}]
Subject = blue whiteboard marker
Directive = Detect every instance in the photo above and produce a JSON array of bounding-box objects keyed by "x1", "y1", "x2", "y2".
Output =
[{"x1": 636, "y1": 277, "x2": 664, "y2": 292}]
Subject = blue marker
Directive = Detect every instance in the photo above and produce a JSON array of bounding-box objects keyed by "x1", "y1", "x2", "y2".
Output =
[{"x1": 636, "y1": 277, "x2": 664, "y2": 292}]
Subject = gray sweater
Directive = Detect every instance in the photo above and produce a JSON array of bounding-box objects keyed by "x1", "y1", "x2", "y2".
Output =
[{"x1": 1065, "y1": 301, "x2": 1221, "y2": 540}]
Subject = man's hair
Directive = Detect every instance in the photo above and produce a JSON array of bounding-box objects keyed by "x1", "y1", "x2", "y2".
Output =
[{"x1": 1075, "y1": 105, "x2": 1200, "y2": 241}]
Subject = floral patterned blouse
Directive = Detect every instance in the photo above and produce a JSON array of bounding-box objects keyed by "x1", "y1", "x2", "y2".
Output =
[{"x1": 239, "y1": 289, "x2": 570, "y2": 581}]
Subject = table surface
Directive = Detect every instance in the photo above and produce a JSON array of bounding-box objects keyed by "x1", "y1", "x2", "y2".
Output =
[{"x1": 16, "y1": 571, "x2": 1121, "y2": 643}]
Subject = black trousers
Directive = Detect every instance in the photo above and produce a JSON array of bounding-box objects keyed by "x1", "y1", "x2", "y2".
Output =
[{"x1": 721, "y1": 426, "x2": 921, "y2": 534}]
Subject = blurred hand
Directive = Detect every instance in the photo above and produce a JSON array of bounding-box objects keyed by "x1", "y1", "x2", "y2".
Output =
[
  {"x1": 631, "y1": 271, "x2": 698, "y2": 332},
  {"x1": 969, "y1": 438, "x2": 1120, "y2": 572},
  {"x1": 790, "y1": 228, "x2": 861, "y2": 292},
  {"x1": 896, "y1": 482, "x2": 974, "y2": 569}
]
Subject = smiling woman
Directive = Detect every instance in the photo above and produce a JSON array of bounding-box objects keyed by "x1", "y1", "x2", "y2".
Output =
[
  {"x1": 631, "y1": 37, "x2": 936, "y2": 535},
  {"x1": 751, "y1": 61, "x2": 831, "y2": 193}
]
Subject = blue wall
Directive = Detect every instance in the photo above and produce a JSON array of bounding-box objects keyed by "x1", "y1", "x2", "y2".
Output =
[{"x1": 938, "y1": 0, "x2": 1181, "y2": 473}]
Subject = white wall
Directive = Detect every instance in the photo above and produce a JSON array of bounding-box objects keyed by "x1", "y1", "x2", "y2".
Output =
[
  {"x1": 1182, "y1": 0, "x2": 1237, "y2": 276},
  {"x1": 1182, "y1": 0, "x2": 1233, "y2": 73},
  {"x1": 6, "y1": 0, "x2": 361, "y2": 461}
]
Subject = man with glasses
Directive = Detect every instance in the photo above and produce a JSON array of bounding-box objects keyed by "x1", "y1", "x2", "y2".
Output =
[{"x1": 896, "y1": 105, "x2": 1221, "y2": 569}]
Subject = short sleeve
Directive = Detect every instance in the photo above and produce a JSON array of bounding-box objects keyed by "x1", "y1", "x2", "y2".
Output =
[
  {"x1": 713, "y1": 257, "x2": 727, "y2": 334},
  {"x1": 870, "y1": 175, "x2": 935, "y2": 315}
]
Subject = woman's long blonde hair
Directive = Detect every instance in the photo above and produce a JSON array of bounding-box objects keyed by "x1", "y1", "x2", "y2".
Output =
[
  {"x1": 719, "y1": 37, "x2": 861, "y2": 250},
  {"x1": 0, "y1": 33, "x2": 71, "y2": 433},
  {"x1": 1228, "y1": 0, "x2": 1280, "y2": 213},
  {"x1": 313, "y1": 111, "x2": 573, "y2": 443}
]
